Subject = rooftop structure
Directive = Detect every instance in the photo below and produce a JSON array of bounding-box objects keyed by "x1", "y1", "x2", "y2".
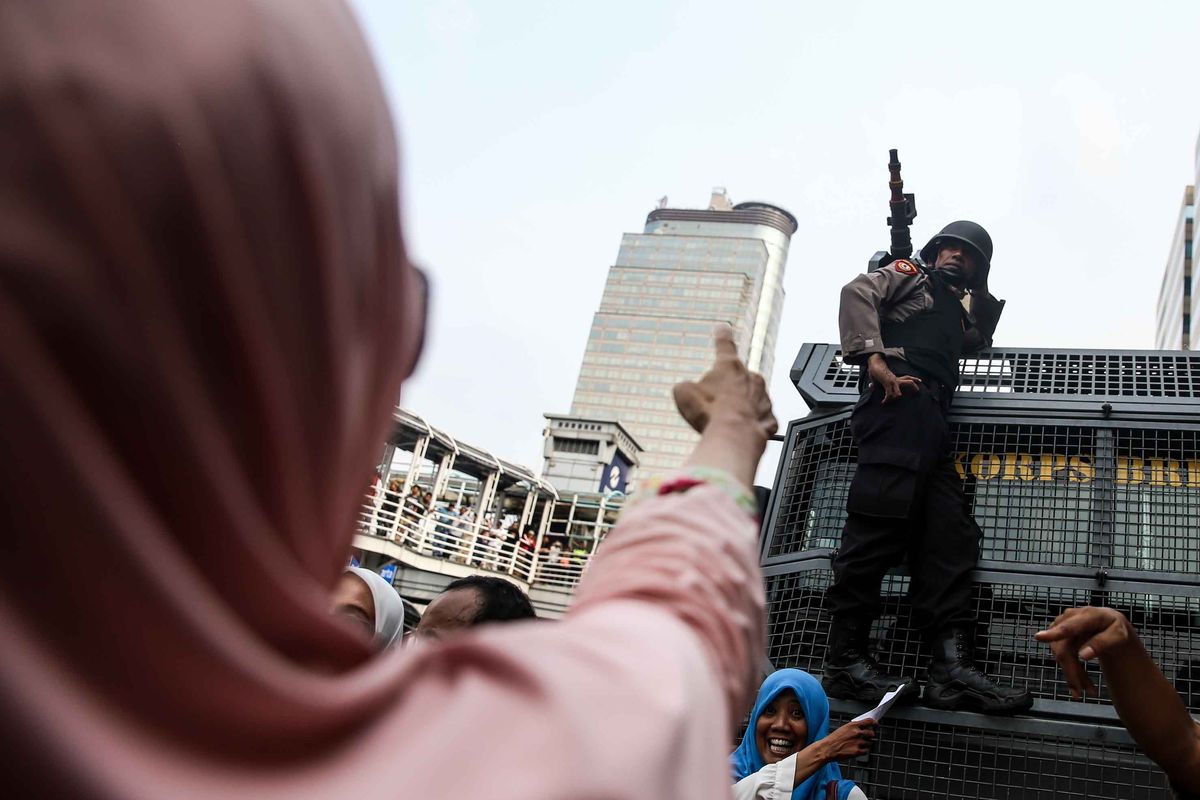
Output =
[{"x1": 540, "y1": 413, "x2": 642, "y2": 496}]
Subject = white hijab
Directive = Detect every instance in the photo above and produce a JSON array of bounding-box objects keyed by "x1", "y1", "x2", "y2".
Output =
[{"x1": 347, "y1": 567, "x2": 408, "y2": 649}]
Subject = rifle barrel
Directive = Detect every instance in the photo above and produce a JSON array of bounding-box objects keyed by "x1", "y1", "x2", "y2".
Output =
[{"x1": 886, "y1": 148, "x2": 914, "y2": 258}]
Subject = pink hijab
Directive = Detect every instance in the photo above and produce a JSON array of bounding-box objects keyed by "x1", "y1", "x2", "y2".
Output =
[
  {"x1": 0, "y1": 0, "x2": 424, "y2": 792},
  {"x1": 0, "y1": 4, "x2": 768, "y2": 799}
]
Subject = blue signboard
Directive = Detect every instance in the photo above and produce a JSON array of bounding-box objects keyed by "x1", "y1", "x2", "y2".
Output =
[
  {"x1": 379, "y1": 562, "x2": 397, "y2": 584},
  {"x1": 599, "y1": 452, "x2": 631, "y2": 494}
]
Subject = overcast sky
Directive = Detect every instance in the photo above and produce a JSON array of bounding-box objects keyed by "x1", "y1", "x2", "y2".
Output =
[{"x1": 348, "y1": 0, "x2": 1200, "y2": 482}]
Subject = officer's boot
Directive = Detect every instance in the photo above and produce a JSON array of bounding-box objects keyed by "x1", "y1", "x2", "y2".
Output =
[
  {"x1": 923, "y1": 626, "x2": 1034, "y2": 715},
  {"x1": 822, "y1": 617, "x2": 920, "y2": 704}
]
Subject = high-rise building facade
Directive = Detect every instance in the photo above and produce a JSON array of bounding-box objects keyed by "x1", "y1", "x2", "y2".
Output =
[
  {"x1": 565, "y1": 190, "x2": 796, "y2": 478},
  {"x1": 1155, "y1": 185, "x2": 1195, "y2": 349},
  {"x1": 1155, "y1": 130, "x2": 1200, "y2": 350}
]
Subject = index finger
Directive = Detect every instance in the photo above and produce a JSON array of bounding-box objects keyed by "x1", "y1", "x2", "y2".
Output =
[
  {"x1": 1034, "y1": 613, "x2": 1101, "y2": 643},
  {"x1": 712, "y1": 323, "x2": 738, "y2": 361}
]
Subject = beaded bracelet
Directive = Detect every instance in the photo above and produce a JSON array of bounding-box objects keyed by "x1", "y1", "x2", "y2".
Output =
[{"x1": 629, "y1": 466, "x2": 759, "y2": 520}]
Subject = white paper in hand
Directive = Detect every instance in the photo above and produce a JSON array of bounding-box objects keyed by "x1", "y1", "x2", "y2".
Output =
[{"x1": 851, "y1": 683, "x2": 908, "y2": 723}]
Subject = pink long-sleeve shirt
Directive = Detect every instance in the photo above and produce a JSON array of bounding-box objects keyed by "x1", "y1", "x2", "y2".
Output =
[{"x1": 40, "y1": 483, "x2": 765, "y2": 799}]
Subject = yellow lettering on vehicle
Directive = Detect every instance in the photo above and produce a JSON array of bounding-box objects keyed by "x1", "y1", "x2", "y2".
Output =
[
  {"x1": 1116, "y1": 457, "x2": 1143, "y2": 485},
  {"x1": 1038, "y1": 455, "x2": 1068, "y2": 482},
  {"x1": 1002, "y1": 453, "x2": 1035, "y2": 480},
  {"x1": 971, "y1": 454, "x2": 1002, "y2": 480},
  {"x1": 951, "y1": 453, "x2": 1191, "y2": 486},
  {"x1": 1148, "y1": 459, "x2": 1184, "y2": 488},
  {"x1": 1188, "y1": 461, "x2": 1200, "y2": 489},
  {"x1": 1069, "y1": 456, "x2": 1094, "y2": 483},
  {"x1": 954, "y1": 452, "x2": 970, "y2": 481}
]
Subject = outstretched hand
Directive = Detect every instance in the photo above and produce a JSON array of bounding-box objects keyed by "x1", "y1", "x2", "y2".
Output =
[
  {"x1": 674, "y1": 324, "x2": 777, "y2": 489},
  {"x1": 673, "y1": 324, "x2": 776, "y2": 440},
  {"x1": 1034, "y1": 607, "x2": 1138, "y2": 699}
]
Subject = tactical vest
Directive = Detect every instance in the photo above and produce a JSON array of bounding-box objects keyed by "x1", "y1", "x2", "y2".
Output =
[{"x1": 879, "y1": 272, "x2": 965, "y2": 389}]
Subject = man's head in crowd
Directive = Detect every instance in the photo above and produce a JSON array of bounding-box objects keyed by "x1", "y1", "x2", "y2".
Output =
[{"x1": 415, "y1": 575, "x2": 537, "y2": 640}]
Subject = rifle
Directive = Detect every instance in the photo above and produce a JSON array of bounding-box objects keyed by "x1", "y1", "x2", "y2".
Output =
[{"x1": 868, "y1": 148, "x2": 918, "y2": 272}]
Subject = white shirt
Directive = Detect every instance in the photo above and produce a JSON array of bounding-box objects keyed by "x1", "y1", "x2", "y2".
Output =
[{"x1": 732, "y1": 753, "x2": 868, "y2": 800}]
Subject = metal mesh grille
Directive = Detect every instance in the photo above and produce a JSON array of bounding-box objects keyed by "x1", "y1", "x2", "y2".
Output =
[
  {"x1": 1112, "y1": 428, "x2": 1200, "y2": 573},
  {"x1": 771, "y1": 347, "x2": 1200, "y2": 799},
  {"x1": 769, "y1": 417, "x2": 1200, "y2": 574},
  {"x1": 823, "y1": 354, "x2": 860, "y2": 390},
  {"x1": 811, "y1": 348, "x2": 1200, "y2": 399},
  {"x1": 764, "y1": 568, "x2": 1200, "y2": 712},
  {"x1": 966, "y1": 351, "x2": 1200, "y2": 397},
  {"x1": 768, "y1": 416, "x2": 855, "y2": 557},
  {"x1": 766, "y1": 569, "x2": 1090, "y2": 707},
  {"x1": 830, "y1": 714, "x2": 1171, "y2": 799},
  {"x1": 957, "y1": 423, "x2": 1098, "y2": 568}
]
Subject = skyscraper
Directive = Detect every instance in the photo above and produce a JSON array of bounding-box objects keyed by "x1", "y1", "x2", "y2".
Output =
[
  {"x1": 1155, "y1": 131, "x2": 1199, "y2": 350},
  {"x1": 1155, "y1": 185, "x2": 1195, "y2": 350},
  {"x1": 565, "y1": 189, "x2": 796, "y2": 478}
]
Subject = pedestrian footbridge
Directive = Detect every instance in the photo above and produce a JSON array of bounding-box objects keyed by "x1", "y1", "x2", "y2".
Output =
[{"x1": 353, "y1": 408, "x2": 625, "y2": 619}]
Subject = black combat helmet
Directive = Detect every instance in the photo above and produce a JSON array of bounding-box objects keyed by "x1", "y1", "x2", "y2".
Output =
[{"x1": 919, "y1": 220, "x2": 992, "y2": 290}]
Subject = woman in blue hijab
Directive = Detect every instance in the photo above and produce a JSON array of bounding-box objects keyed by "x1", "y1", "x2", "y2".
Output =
[{"x1": 731, "y1": 669, "x2": 875, "y2": 800}]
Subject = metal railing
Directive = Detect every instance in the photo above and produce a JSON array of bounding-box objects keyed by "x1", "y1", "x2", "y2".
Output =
[{"x1": 358, "y1": 492, "x2": 595, "y2": 589}]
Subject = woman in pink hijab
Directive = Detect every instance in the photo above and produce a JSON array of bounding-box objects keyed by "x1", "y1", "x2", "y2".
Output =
[{"x1": 0, "y1": 1, "x2": 775, "y2": 798}]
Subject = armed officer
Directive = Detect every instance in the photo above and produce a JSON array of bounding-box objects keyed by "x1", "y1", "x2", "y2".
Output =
[{"x1": 823, "y1": 221, "x2": 1034, "y2": 715}]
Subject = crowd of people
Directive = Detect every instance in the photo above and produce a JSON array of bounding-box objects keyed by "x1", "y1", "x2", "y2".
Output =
[
  {"x1": 370, "y1": 477, "x2": 598, "y2": 579},
  {"x1": 332, "y1": 569, "x2": 538, "y2": 650},
  {"x1": 3, "y1": 2, "x2": 1200, "y2": 799}
]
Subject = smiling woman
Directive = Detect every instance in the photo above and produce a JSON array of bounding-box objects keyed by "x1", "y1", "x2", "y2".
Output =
[
  {"x1": 731, "y1": 670, "x2": 874, "y2": 800},
  {"x1": 756, "y1": 690, "x2": 810, "y2": 762}
]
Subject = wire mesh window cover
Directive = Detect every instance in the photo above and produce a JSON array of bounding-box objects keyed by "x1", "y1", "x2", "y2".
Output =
[
  {"x1": 764, "y1": 569, "x2": 1200, "y2": 714},
  {"x1": 551, "y1": 437, "x2": 600, "y2": 456},
  {"x1": 817, "y1": 349, "x2": 1200, "y2": 398},
  {"x1": 767, "y1": 417, "x2": 1200, "y2": 574},
  {"x1": 828, "y1": 714, "x2": 1171, "y2": 799}
]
